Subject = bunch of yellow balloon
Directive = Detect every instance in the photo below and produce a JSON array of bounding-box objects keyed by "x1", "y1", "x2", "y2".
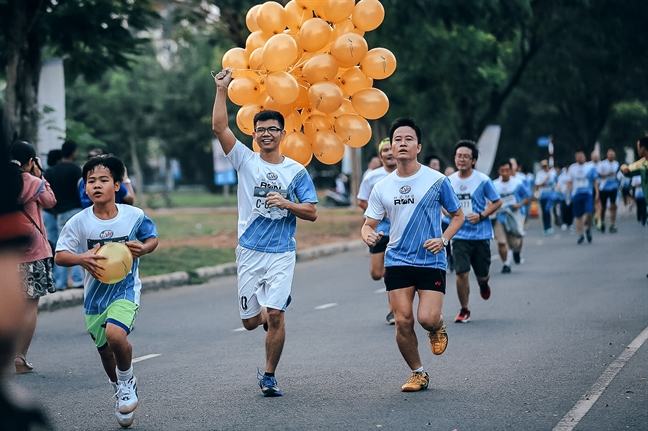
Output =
[{"x1": 222, "y1": 0, "x2": 396, "y2": 166}]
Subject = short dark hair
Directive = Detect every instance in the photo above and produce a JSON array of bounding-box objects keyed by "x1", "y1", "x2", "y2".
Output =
[
  {"x1": 389, "y1": 118, "x2": 422, "y2": 144},
  {"x1": 425, "y1": 154, "x2": 440, "y2": 165},
  {"x1": 497, "y1": 159, "x2": 512, "y2": 169},
  {"x1": 454, "y1": 140, "x2": 479, "y2": 161},
  {"x1": 253, "y1": 110, "x2": 284, "y2": 130},
  {"x1": 47, "y1": 149, "x2": 62, "y2": 167},
  {"x1": 83, "y1": 154, "x2": 125, "y2": 184},
  {"x1": 61, "y1": 140, "x2": 78, "y2": 158},
  {"x1": 639, "y1": 137, "x2": 648, "y2": 150}
]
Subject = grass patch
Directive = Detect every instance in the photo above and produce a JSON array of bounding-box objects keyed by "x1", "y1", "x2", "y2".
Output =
[
  {"x1": 140, "y1": 246, "x2": 236, "y2": 277},
  {"x1": 149, "y1": 212, "x2": 238, "y2": 240},
  {"x1": 143, "y1": 191, "x2": 237, "y2": 209}
]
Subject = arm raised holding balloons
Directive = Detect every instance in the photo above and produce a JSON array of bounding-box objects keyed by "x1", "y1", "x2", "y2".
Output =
[{"x1": 212, "y1": 67, "x2": 237, "y2": 155}]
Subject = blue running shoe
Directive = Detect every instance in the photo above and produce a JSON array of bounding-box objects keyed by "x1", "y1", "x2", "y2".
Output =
[
  {"x1": 263, "y1": 295, "x2": 292, "y2": 332},
  {"x1": 257, "y1": 370, "x2": 282, "y2": 397}
]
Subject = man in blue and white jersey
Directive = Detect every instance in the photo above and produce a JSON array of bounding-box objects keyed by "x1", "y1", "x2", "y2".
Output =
[
  {"x1": 509, "y1": 157, "x2": 532, "y2": 263},
  {"x1": 357, "y1": 137, "x2": 398, "y2": 325},
  {"x1": 534, "y1": 159, "x2": 558, "y2": 234},
  {"x1": 493, "y1": 160, "x2": 531, "y2": 274},
  {"x1": 56, "y1": 155, "x2": 158, "y2": 427},
  {"x1": 566, "y1": 150, "x2": 599, "y2": 244},
  {"x1": 362, "y1": 118, "x2": 464, "y2": 393},
  {"x1": 448, "y1": 141, "x2": 502, "y2": 323},
  {"x1": 212, "y1": 68, "x2": 318, "y2": 397},
  {"x1": 596, "y1": 148, "x2": 620, "y2": 233}
]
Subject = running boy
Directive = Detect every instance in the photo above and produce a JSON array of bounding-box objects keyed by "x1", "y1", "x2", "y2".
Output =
[{"x1": 55, "y1": 155, "x2": 158, "y2": 428}]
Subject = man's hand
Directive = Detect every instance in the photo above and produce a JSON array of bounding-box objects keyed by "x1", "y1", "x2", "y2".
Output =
[
  {"x1": 365, "y1": 230, "x2": 383, "y2": 247},
  {"x1": 266, "y1": 192, "x2": 289, "y2": 209},
  {"x1": 423, "y1": 238, "x2": 444, "y2": 254},
  {"x1": 79, "y1": 244, "x2": 107, "y2": 279},
  {"x1": 466, "y1": 213, "x2": 481, "y2": 224},
  {"x1": 620, "y1": 164, "x2": 630, "y2": 174},
  {"x1": 213, "y1": 68, "x2": 233, "y2": 90},
  {"x1": 126, "y1": 241, "x2": 147, "y2": 259}
]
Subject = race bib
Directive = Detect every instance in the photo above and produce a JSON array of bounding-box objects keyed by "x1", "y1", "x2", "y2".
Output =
[
  {"x1": 457, "y1": 193, "x2": 473, "y2": 214},
  {"x1": 573, "y1": 178, "x2": 589, "y2": 190},
  {"x1": 254, "y1": 187, "x2": 288, "y2": 219},
  {"x1": 501, "y1": 193, "x2": 517, "y2": 208}
]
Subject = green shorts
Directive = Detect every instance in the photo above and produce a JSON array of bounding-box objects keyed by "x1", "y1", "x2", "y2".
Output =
[{"x1": 85, "y1": 299, "x2": 139, "y2": 349}]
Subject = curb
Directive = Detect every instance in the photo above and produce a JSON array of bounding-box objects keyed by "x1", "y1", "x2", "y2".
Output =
[{"x1": 37, "y1": 239, "x2": 367, "y2": 313}]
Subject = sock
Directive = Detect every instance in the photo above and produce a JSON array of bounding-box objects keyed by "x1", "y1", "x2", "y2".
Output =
[
  {"x1": 412, "y1": 366, "x2": 425, "y2": 373},
  {"x1": 117, "y1": 365, "x2": 133, "y2": 382},
  {"x1": 264, "y1": 372, "x2": 275, "y2": 377},
  {"x1": 505, "y1": 251, "x2": 513, "y2": 265}
]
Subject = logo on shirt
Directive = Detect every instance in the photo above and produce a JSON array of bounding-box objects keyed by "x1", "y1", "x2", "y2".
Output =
[
  {"x1": 99, "y1": 230, "x2": 114, "y2": 239},
  {"x1": 460, "y1": 185, "x2": 467, "y2": 191},
  {"x1": 399, "y1": 185, "x2": 411, "y2": 194},
  {"x1": 266, "y1": 172, "x2": 278, "y2": 181}
]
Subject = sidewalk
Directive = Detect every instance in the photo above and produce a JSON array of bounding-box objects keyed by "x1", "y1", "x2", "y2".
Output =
[{"x1": 38, "y1": 239, "x2": 367, "y2": 312}]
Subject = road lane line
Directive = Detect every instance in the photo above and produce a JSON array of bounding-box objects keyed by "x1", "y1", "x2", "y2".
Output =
[
  {"x1": 315, "y1": 303, "x2": 338, "y2": 310},
  {"x1": 553, "y1": 325, "x2": 648, "y2": 431},
  {"x1": 233, "y1": 327, "x2": 247, "y2": 332},
  {"x1": 374, "y1": 288, "x2": 385, "y2": 294},
  {"x1": 132, "y1": 354, "x2": 161, "y2": 363}
]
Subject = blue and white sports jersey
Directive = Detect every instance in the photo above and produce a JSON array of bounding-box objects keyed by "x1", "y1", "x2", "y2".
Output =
[
  {"x1": 534, "y1": 169, "x2": 557, "y2": 200},
  {"x1": 447, "y1": 170, "x2": 501, "y2": 240},
  {"x1": 365, "y1": 166, "x2": 460, "y2": 269},
  {"x1": 357, "y1": 166, "x2": 391, "y2": 236},
  {"x1": 493, "y1": 177, "x2": 531, "y2": 224},
  {"x1": 567, "y1": 162, "x2": 598, "y2": 197},
  {"x1": 56, "y1": 204, "x2": 158, "y2": 315},
  {"x1": 596, "y1": 160, "x2": 620, "y2": 191},
  {"x1": 227, "y1": 141, "x2": 318, "y2": 253}
]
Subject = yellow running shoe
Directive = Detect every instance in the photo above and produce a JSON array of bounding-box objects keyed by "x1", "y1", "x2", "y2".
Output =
[
  {"x1": 428, "y1": 325, "x2": 448, "y2": 355},
  {"x1": 401, "y1": 371, "x2": 429, "y2": 392}
]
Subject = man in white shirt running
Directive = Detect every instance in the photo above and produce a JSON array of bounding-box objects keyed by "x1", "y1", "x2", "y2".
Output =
[
  {"x1": 212, "y1": 68, "x2": 318, "y2": 397},
  {"x1": 448, "y1": 141, "x2": 502, "y2": 323},
  {"x1": 362, "y1": 118, "x2": 464, "y2": 393},
  {"x1": 596, "y1": 148, "x2": 620, "y2": 233},
  {"x1": 566, "y1": 150, "x2": 599, "y2": 244},
  {"x1": 357, "y1": 137, "x2": 397, "y2": 324}
]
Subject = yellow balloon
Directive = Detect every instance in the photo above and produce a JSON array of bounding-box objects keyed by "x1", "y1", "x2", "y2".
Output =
[
  {"x1": 325, "y1": 0, "x2": 356, "y2": 24},
  {"x1": 266, "y1": 71, "x2": 300, "y2": 105},
  {"x1": 228, "y1": 77, "x2": 261, "y2": 106},
  {"x1": 246, "y1": 31, "x2": 271, "y2": 55},
  {"x1": 330, "y1": 33, "x2": 368, "y2": 68},
  {"x1": 256, "y1": 1, "x2": 287, "y2": 35},
  {"x1": 253, "y1": 139, "x2": 261, "y2": 152},
  {"x1": 295, "y1": 0, "x2": 319, "y2": 12},
  {"x1": 285, "y1": 110, "x2": 304, "y2": 133},
  {"x1": 285, "y1": 0, "x2": 311, "y2": 32},
  {"x1": 232, "y1": 69, "x2": 259, "y2": 80},
  {"x1": 257, "y1": 92, "x2": 293, "y2": 118},
  {"x1": 222, "y1": 47, "x2": 249, "y2": 70},
  {"x1": 360, "y1": 47, "x2": 397, "y2": 79},
  {"x1": 335, "y1": 114, "x2": 372, "y2": 148},
  {"x1": 308, "y1": 82, "x2": 344, "y2": 113},
  {"x1": 302, "y1": 54, "x2": 339, "y2": 84},
  {"x1": 298, "y1": 18, "x2": 332, "y2": 53},
  {"x1": 351, "y1": 88, "x2": 389, "y2": 120},
  {"x1": 312, "y1": 130, "x2": 345, "y2": 165},
  {"x1": 95, "y1": 242, "x2": 133, "y2": 284},
  {"x1": 352, "y1": 0, "x2": 385, "y2": 32},
  {"x1": 339, "y1": 67, "x2": 373, "y2": 96},
  {"x1": 236, "y1": 104, "x2": 263, "y2": 136},
  {"x1": 248, "y1": 47, "x2": 265, "y2": 72},
  {"x1": 332, "y1": 18, "x2": 364, "y2": 40},
  {"x1": 280, "y1": 132, "x2": 313, "y2": 166},
  {"x1": 291, "y1": 79, "x2": 311, "y2": 109},
  {"x1": 304, "y1": 114, "x2": 333, "y2": 141},
  {"x1": 246, "y1": 4, "x2": 261, "y2": 33},
  {"x1": 262, "y1": 33, "x2": 299, "y2": 72},
  {"x1": 326, "y1": 98, "x2": 357, "y2": 122}
]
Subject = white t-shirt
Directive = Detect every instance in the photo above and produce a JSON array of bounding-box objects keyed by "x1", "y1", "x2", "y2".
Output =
[
  {"x1": 226, "y1": 141, "x2": 318, "y2": 253},
  {"x1": 596, "y1": 159, "x2": 620, "y2": 191},
  {"x1": 365, "y1": 166, "x2": 460, "y2": 269},
  {"x1": 534, "y1": 169, "x2": 557, "y2": 199},
  {"x1": 56, "y1": 204, "x2": 158, "y2": 315},
  {"x1": 358, "y1": 166, "x2": 391, "y2": 236},
  {"x1": 447, "y1": 170, "x2": 501, "y2": 240},
  {"x1": 567, "y1": 162, "x2": 598, "y2": 197}
]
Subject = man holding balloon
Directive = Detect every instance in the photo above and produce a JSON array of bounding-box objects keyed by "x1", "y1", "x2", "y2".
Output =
[
  {"x1": 212, "y1": 67, "x2": 318, "y2": 397},
  {"x1": 55, "y1": 155, "x2": 158, "y2": 427}
]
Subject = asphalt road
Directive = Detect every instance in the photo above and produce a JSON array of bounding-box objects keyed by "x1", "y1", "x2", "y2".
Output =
[{"x1": 7, "y1": 214, "x2": 648, "y2": 431}]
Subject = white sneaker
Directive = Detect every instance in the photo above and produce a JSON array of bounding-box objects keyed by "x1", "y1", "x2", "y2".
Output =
[
  {"x1": 561, "y1": 224, "x2": 567, "y2": 231},
  {"x1": 111, "y1": 382, "x2": 134, "y2": 427},
  {"x1": 116, "y1": 377, "x2": 138, "y2": 414}
]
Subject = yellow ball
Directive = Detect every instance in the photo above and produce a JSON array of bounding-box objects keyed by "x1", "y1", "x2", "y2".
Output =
[{"x1": 95, "y1": 242, "x2": 133, "y2": 284}]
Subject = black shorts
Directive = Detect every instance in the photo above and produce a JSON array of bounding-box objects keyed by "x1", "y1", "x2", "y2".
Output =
[
  {"x1": 452, "y1": 239, "x2": 491, "y2": 277},
  {"x1": 599, "y1": 189, "x2": 618, "y2": 207},
  {"x1": 384, "y1": 266, "x2": 446, "y2": 293},
  {"x1": 369, "y1": 235, "x2": 389, "y2": 254}
]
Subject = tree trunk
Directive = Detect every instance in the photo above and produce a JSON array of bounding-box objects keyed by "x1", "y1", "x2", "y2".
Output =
[{"x1": 2, "y1": 0, "x2": 44, "y2": 147}]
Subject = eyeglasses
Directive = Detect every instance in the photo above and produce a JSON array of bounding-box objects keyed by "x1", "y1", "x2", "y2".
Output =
[
  {"x1": 455, "y1": 154, "x2": 473, "y2": 160},
  {"x1": 254, "y1": 127, "x2": 283, "y2": 134}
]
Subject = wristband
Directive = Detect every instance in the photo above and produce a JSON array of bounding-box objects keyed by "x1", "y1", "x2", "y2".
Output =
[{"x1": 479, "y1": 213, "x2": 486, "y2": 221}]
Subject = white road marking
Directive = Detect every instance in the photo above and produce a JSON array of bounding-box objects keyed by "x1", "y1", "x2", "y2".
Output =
[
  {"x1": 232, "y1": 327, "x2": 247, "y2": 332},
  {"x1": 315, "y1": 303, "x2": 338, "y2": 310},
  {"x1": 132, "y1": 354, "x2": 161, "y2": 363},
  {"x1": 553, "y1": 325, "x2": 648, "y2": 431},
  {"x1": 374, "y1": 288, "x2": 385, "y2": 294}
]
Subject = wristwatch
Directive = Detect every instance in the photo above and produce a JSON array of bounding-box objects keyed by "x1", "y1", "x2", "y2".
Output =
[
  {"x1": 441, "y1": 236, "x2": 449, "y2": 247},
  {"x1": 479, "y1": 213, "x2": 486, "y2": 221}
]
